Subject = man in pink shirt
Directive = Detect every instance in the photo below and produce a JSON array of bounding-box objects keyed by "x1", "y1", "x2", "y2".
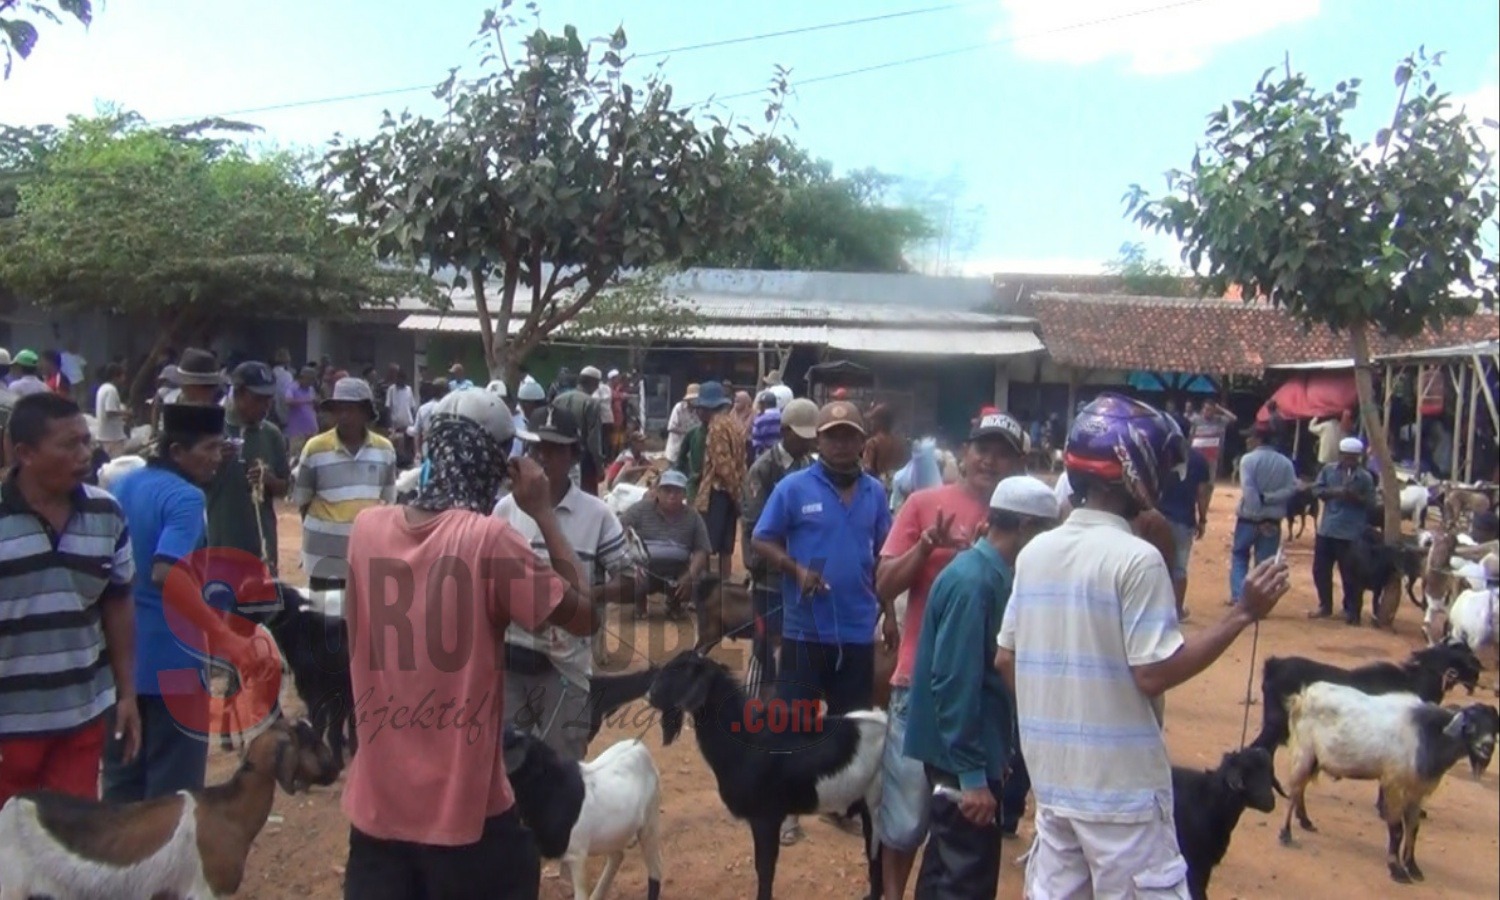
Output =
[
  {"x1": 340, "y1": 389, "x2": 594, "y2": 900},
  {"x1": 872, "y1": 409, "x2": 1027, "y2": 898}
]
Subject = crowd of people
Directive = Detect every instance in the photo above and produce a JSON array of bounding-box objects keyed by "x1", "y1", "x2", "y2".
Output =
[{"x1": 0, "y1": 337, "x2": 1361, "y2": 900}]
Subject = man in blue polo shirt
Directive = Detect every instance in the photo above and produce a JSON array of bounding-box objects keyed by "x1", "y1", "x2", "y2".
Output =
[{"x1": 752, "y1": 398, "x2": 894, "y2": 845}]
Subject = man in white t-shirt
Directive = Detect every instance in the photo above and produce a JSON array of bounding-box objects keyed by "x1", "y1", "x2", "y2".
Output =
[
  {"x1": 496, "y1": 404, "x2": 630, "y2": 762},
  {"x1": 93, "y1": 363, "x2": 130, "y2": 457},
  {"x1": 996, "y1": 394, "x2": 1288, "y2": 899}
]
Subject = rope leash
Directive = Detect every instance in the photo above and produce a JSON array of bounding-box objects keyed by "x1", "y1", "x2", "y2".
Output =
[{"x1": 1238, "y1": 618, "x2": 1261, "y2": 749}]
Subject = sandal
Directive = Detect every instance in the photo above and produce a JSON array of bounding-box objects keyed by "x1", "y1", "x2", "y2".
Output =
[{"x1": 780, "y1": 821, "x2": 805, "y2": 846}]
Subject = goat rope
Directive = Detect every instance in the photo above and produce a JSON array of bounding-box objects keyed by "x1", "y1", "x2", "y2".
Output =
[{"x1": 1238, "y1": 619, "x2": 1261, "y2": 749}]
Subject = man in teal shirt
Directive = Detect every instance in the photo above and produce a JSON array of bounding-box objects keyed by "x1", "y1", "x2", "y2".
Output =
[{"x1": 903, "y1": 475, "x2": 1060, "y2": 898}]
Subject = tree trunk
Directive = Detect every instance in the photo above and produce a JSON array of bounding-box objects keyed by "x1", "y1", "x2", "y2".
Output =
[
  {"x1": 127, "y1": 315, "x2": 192, "y2": 416},
  {"x1": 1348, "y1": 322, "x2": 1402, "y2": 628}
]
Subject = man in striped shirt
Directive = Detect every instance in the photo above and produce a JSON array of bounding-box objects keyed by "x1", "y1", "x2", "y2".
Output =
[
  {"x1": 0, "y1": 392, "x2": 140, "y2": 807},
  {"x1": 291, "y1": 377, "x2": 397, "y2": 594}
]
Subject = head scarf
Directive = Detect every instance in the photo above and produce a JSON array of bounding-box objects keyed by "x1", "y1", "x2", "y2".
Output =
[{"x1": 408, "y1": 413, "x2": 509, "y2": 513}]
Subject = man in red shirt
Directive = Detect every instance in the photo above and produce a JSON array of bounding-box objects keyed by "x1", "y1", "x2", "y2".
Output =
[
  {"x1": 340, "y1": 389, "x2": 595, "y2": 900},
  {"x1": 872, "y1": 409, "x2": 1027, "y2": 898}
]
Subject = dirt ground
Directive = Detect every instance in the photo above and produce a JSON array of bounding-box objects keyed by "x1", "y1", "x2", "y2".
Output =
[{"x1": 222, "y1": 482, "x2": 1500, "y2": 899}]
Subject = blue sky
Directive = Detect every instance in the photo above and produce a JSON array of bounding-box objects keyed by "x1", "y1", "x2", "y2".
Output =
[{"x1": 3, "y1": 0, "x2": 1497, "y2": 276}]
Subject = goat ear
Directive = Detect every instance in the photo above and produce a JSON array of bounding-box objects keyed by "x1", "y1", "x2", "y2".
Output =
[
  {"x1": 273, "y1": 737, "x2": 302, "y2": 794},
  {"x1": 1442, "y1": 711, "x2": 1469, "y2": 740}
]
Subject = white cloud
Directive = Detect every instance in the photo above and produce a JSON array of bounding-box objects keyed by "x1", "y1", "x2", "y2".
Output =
[
  {"x1": 1452, "y1": 82, "x2": 1499, "y2": 158},
  {"x1": 997, "y1": 0, "x2": 1321, "y2": 75}
]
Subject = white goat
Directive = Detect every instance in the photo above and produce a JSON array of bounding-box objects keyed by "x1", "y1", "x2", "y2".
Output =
[
  {"x1": 1399, "y1": 483, "x2": 1436, "y2": 527},
  {"x1": 0, "y1": 718, "x2": 338, "y2": 900},
  {"x1": 1279, "y1": 682, "x2": 1500, "y2": 884},
  {"x1": 96, "y1": 454, "x2": 147, "y2": 492},
  {"x1": 505, "y1": 732, "x2": 663, "y2": 900},
  {"x1": 1447, "y1": 585, "x2": 1498, "y2": 676}
]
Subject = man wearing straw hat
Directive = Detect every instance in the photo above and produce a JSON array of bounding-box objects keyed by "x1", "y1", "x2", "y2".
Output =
[
  {"x1": 291, "y1": 377, "x2": 398, "y2": 597},
  {"x1": 665, "y1": 382, "x2": 700, "y2": 466},
  {"x1": 206, "y1": 362, "x2": 291, "y2": 577}
]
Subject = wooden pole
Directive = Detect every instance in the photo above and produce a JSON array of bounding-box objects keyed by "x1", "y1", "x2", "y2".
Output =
[
  {"x1": 1446, "y1": 364, "x2": 1458, "y2": 483},
  {"x1": 1414, "y1": 364, "x2": 1425, "y2": 475},
  {"x1": 1381, "y1": 362, "x2": 1394, "y2": 465},
  {"x1": 1472, "y1": 353, "x2": 1499, "y2": 438},
  {"x1": 1464, "y1": 357, "x2": 1480, "y2": 482}
]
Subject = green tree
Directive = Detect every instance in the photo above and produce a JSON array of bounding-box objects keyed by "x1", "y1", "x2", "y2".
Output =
[
  {"x1": 688, "y1": 138, "x2": 935, "y2": 272},
  {"x1": 1104, "y1": 242, "x2": 1195, "y2": 296},
  {"x1": 1126, "y1": 49, "x2": 1497, "y2": 559},
  {"x1": 323, "y1": 5, "x2": 780, "y2": 382},
  {"x1": 1, "y1": 0, "x2": 92, "y2": 77},
  {"x1": 0, "y1": 111, "x2": 416, "y2": 406},
  {"x1": 566, "y1": 267, "x2": 700, "y2": 370}
]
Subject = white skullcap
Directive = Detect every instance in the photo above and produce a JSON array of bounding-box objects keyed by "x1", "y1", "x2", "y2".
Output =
[
  {"x1": 516, "y1": 380, "x2": 546, "y2": 402},
  {"x1": 580, "y1": 365, "x2": 603, "y2": 380},
  {"x1": 1338, "y1": 437, "x2": 1365, "y2": 454},
  {"x1": 990, "y1": 475, "x2": 1061, "y2": 520}
]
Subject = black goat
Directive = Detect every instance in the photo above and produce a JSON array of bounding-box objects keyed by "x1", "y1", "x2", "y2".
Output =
[
  {"x1": 1251, "y1": 640, "x2": 1484, "y2": 755},
  {"x1": 1172, "y1": 747, "x2": 1284, "y2": 900},
  {"x1": 265, "y1": 585, "x2": 356, "y2": 767},
  {"x1": 503, "y1": 726, "x2": 585, "y2": 860},
  {"x1": 648, "y1": 650, "x2": 885, "y2": 900},
  {"x1": 1285, "y1": 486, "x2": 1319, "y2": 541},
  {"x1": 585, "y1": 664, "x2": 659, "y2": 743}
]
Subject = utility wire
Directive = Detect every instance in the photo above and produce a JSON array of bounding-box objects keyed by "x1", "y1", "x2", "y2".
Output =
[
  {"x1": 699, "y1": 0, "x2": 1211, "y2": 104},
  {"x1": 147, "y1": 2, "x2": 988, "y2": 125},
  {"x1": 150, "y1": 0, "x2": 1207, "y2": 125}
]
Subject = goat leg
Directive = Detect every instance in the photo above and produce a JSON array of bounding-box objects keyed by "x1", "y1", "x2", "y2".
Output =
[
  {"x1": 1386, "y1": 818, "x2": 1411, "y2": 883},
  {"x1": 1402, "y1": 806, "x2": 1424, "y2": 882},
  {"x1": 749, "y1": 816, "x2": 782, "y2": 900},
  {"x1": 857, "y1": 801, "x2": 883, "y2": 900}
]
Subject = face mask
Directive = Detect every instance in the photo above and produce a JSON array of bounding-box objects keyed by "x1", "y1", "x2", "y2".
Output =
[{"x1": 820, "y1": 459, "x2": 861, "y2": 489}]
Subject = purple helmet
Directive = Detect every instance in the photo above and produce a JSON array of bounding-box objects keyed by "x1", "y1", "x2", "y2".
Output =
[{"x1": 1063, "y1": 393, "x2": 1187, "y2": 509}]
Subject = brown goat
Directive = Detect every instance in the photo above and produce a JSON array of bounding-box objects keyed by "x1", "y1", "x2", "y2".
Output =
[{"x1": 0, "y1": 717, "x2": 338, "y2": 898}]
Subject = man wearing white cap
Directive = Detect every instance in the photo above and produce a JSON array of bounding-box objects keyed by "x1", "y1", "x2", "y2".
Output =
[
  {"x1": 904, "y1": 476, "x2": 1058, "y2": 898},
  {"x1": 584, "y1": 365, "x2": 614, "y2": 456},
  {"x1": 557, "y1": 366, "x2": 607, "y2": 495},
  {"x1": 1310, "y1": 436, "x2": 1378, "y2": 623}
]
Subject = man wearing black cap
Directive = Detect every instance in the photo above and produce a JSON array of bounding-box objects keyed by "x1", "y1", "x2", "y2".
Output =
[
  {"x1": 497, "y1": 403, "x2": 630, "y2": 763},
  {"x1": 206, "y1": 362, "x2": 291, "y2": 574},
  {"x1": 105, "y1": 402, "x2": 268, "y2": 801}
]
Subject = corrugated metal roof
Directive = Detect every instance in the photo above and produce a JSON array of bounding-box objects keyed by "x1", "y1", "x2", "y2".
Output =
[
  {"x1": 825, "y1": 327, "x2": 1045, "y2": 357},
  {"x1": 397, "y1": 314, "x2": 1043, "y2": 358}
]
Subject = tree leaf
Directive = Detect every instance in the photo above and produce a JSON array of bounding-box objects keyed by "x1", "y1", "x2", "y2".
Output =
[{"x1": 1394, "y1": 63, "x2": 1412, "y2": 87}]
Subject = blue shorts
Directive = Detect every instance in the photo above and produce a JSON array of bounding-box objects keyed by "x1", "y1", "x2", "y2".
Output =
[{"x1": 876, "y1": 687, "x2": 931, "y2": 852}]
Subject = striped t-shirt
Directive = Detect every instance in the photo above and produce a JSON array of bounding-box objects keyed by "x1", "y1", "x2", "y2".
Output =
[
  {"x1": 495, "y1": 486, "x2": 630, "y2": 689},
  {"x1": 0, "y1": 478, "x2": 136, "y2": 737},
  {"x1": 997, "y1": 508, "x2": 1184, "y2": 824},
  {"x1": 291, "y1": 429, "x2": 397, "y2": 582}
]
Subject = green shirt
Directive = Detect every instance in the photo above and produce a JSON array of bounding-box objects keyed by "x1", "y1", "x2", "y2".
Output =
[
  {"x1": 205, "y1": 412, "x2": 290, "y2": 570},
  {"x1": 680, "y1": 426, "x2": 707, "y2": 498}
]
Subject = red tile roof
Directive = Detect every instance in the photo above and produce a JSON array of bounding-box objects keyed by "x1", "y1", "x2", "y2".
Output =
[{"x1": 1032, "y1": 293, "x2": 1500, "y2": 376}]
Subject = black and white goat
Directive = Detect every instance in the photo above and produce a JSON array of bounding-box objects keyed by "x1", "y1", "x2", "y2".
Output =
[
  {"x1": 585, "y1": 665, "x2": 660, "y2": 743},
  {"x1": 0, "y1": 717, "x2": 338, "y2": 899},
  {"x1": 1171, "y1": 747, "x2": 1284, "y2": 900},
  {"x1": 1250, "y1": 641, "x2": 1483, "y2": 755},
  {"x1": 504, "y1": 728, "x2": 663, "y2": 900},
  {"x1": 1279, "y1": 682, "x2": 1500, "y2": 884},
  {"x1": 647, "y1": 650, "x2": 885, "y2": 900},
  {"x1": 264, "y1": 585, "x2": 356, "y2": 766}
]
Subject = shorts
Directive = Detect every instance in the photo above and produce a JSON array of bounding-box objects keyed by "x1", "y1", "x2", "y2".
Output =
[
  {"x1": 1022, "y1": 804, "x2": 1191, "y2": 899},
  {"x1": 1166, "y1": 521, "x2": 1196, "y2": 580},
  {"x1": 704, "y1": 489, "x2": 738, "y2": 556},
  {"x1": 876, "y1": 687, "x2": 931, "y2": 852},
  {"x1": 0, "y1": 717, "x2": 107, "y2": 808}
]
